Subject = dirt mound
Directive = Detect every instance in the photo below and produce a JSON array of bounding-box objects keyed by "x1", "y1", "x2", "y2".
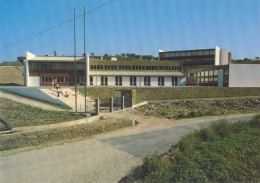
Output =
[{"x1": 0, "y1": 66, "x2": 24, "y2": 86}]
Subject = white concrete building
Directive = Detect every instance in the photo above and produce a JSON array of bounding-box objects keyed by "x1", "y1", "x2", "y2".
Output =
[{"x1": 19, "y1": 51, "x2": 186, "y2": 87}]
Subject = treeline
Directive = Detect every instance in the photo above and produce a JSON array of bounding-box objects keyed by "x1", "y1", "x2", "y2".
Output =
[
  {"x1": 0, "y1": 61, "x2": 22, "y2": 66},
  {"x1": 91, "y1": 52, "x2": 158, "y2": 61},
  {"x1": 233, "y1": 57, "x2": 260, "y2": 62}
]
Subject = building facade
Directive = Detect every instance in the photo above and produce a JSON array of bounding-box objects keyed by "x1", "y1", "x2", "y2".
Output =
[
  {"x1": 21, "y1": 52, "x2": 186, "y2": 87},
  {"x1": 158, "y1": 46, "x2": 231, "y2": 69}
]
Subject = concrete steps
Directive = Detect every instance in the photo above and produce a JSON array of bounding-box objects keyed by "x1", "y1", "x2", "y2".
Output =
[{"x1": 40, "y1": 88, "x2": 95, "y2": 112}]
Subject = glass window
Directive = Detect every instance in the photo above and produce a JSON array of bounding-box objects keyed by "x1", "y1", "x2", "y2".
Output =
[
  {"x1": 198, "y1": 51, "x2": 204, "y2": 56},
  {"x1": 170, "y1": 52, "x2": 175, "y2": 57},
  {"x1": 191, "y1": 51, "x2": 198, "y2": 56},
  {"x1": 158, "y1": 77, "x2": 164, "y2": 86},
  {"x1": 181, "y1": 52, "x2": 186, "y2": 56},
  {"x1": 175, "y1": 52, "x2": 180, "y2": 57},
  {"x1": 115, "y1": 76, "x2": 122, "y2": 86},
  {"x1": 165, "y1": 53, "x2": 170, "y2": 57},
  {"x1": 204, "y1": 50, "x2": 210, "y2": 55},
  {"x1": 144, "y1": 76, "x2": 151, "y2": 86},
  {"x1": 130, "y1": 76, "x2": 136, "y2": 86},
  {"x1": 210, "y1": 50, "x2": 215, "y2": 55},
  {"x1": 90, "y1": 76, "x2": 93, "y2": 85},
  {"x1": 186, "y1": 51, "x2": 191, "y2": 56},
  {"x1": 172, "y1": 77, "x2": 178, "y2": 86},
  {"x1": 101, "y1": 76, "x2": 108, "y2": 85}
]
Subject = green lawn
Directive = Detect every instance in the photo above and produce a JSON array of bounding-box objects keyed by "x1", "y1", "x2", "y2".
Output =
[
  {"x1": 0, "y1": 97, "x2": 84, "y2": 128},
  {"x1": 125, "y1": 115, "x2": 260, "y2": 182}
]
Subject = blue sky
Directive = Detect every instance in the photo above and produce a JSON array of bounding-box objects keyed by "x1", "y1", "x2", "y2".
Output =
[{"x1": 0, "y1": 0, "x2": 260, "y2": 62}]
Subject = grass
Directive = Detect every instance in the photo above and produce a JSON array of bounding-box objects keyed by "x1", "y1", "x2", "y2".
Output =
[
  {"x1": 0, "y1": 89, "x2": 72, "y2": 110},
  {"x1": 125, "y1": 115, "x2": 260, "y2": 182},
  {"x1": 0, "y1": 97, "x2": 84, "y2": 128},
  {"x1": 137, "y1": 98, "x2": 260, "y2": 119},
  {"x1": 0, "y1": 117, "x2": 132, "y2": 152}
]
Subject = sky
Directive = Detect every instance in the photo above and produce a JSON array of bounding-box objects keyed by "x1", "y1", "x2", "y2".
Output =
[{"x1": 0, "y1": 0, "x2": 260, "y2": 62}]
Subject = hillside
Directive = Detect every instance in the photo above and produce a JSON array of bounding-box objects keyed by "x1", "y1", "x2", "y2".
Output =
[{"x1": 0, "y1": 66, "x2": 24, "y2": 86}]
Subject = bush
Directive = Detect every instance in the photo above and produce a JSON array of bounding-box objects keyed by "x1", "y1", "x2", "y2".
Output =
[
  {"x1": 0, "y1": 118, "x2": 132, "y2": 151},
  {"x1": 127, "y1": 116, "x2": 260, "y2": 182}
]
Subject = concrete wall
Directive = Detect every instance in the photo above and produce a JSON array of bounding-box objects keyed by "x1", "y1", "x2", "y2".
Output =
[
  {"x1": 28, "y1": 76, "x2": 40, "y2": 87},
  {"x1": 215, "y1": 46, "x2": 220, "y2": 65},
  {"x1": 220, "y1": 49, "x2": 229, "y2": 65},
  {"x1": 229, "y1": 63, "x2": 260, "y2": 87}
]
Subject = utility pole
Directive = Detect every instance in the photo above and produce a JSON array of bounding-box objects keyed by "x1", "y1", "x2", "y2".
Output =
[
  {"x1": 84, "y1": 6, "x2": 87, "y2": 114},
  {"x1": 74, "y1": 8, "x2": 77, "y2": 113}
]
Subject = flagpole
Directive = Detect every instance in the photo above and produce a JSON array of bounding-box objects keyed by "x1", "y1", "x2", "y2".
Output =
[
  {"x1": 74, "y1": 8, "x2": 77, "y2": 113},
  {"x1": 84, "y1": 6, "x2": 87, "y2": 114}
]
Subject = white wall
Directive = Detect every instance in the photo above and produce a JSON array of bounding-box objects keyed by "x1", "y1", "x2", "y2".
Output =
[
  {"x1": 215, "y1": 46, "x2": 220, "y2": 65},
  {"x1": 229, "y1": 63, "x2": 260, "y2": 87},
  {"x1": 164, "y1": 77, "x2": 172, "y2": 87},
  {"x1": 28, "y1": 76, "x2": 40, "y2": 87},
  {"x1": 122, "y1": 76, "x2": 130, "y2": 86},
  {"x1": 220, "y1": 49, "x2": 229, "y2": 65},
  {"x1": 108, "y1": 76, "x2": 115, "y2": 86},
  {"x1": 151, "y1": 77, "x2": 157, "y2": 86}
]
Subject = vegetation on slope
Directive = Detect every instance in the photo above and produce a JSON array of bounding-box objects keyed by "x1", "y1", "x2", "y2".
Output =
[
  {"x1": 137, "y1": 98, "x2": 260, "y2": 119},
  {"x1": 0, "y1": 97, "x2": 84, "y2": 128},
  {"x1": 125, "y1": 115, "x2": 260, "y2": 182},
  {"x1": 0, "y1": 117, "x2": 132, "y2": 151},
  {"x1": 0, "y1": 61, "x2": 23, "y2": 66}
]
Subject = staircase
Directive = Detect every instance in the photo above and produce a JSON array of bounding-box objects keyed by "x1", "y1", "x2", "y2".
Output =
[{"x1": 40, "y1": 88, "x2": 96, "y2": 113}]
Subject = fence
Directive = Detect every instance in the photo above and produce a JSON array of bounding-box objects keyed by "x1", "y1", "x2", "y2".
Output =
[{"x1": 99, "y1": 95, "x2": 132, "y2": 113}]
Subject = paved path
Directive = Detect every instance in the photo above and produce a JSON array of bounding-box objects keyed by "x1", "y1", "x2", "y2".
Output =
[
  {"x1": 0, "y1": 90, "x2": 64, "y2": 111},
  {"x1": 0, "y1": 112, "x2": 258, "y2": 183}
]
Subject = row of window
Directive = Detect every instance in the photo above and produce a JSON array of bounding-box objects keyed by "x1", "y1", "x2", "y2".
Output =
[
  {"x1": 90, "y1": 65, "x2": 180, "y2": 71},
  {"x1": 30, "y1": 63, "x2": 181, "y2": 72},
  {"x1": 161, "y1": 50, "x2": 215, "y2": 58},
  {"x1": 41, "y1": 76, "x2": 179, "y2": 86},
  {"x1": 90, "y1": 76, "x2": 178, "y2": 86}
]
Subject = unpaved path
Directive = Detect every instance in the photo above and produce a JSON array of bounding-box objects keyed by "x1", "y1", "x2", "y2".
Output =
[
  {"x1": 0, "y1": 90, "x2": 64, "y2": 111},
  {"x1": 0, "y1": 111, "x2": 258, "y2": 183}
]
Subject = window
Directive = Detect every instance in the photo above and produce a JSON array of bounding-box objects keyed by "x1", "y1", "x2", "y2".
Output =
[
  {"x1": 204, "y1": 50, "x2": 210, "y2": 55},
  {"x1": 130, "y1": 76, "x2": 136, "y2": 86},
  {"x1": 191, "y1": 51, "x2": 198, "y2": 56},
  {"x1": 158, "y1": 77, "x2": 164, "y2": 86},
  {"x1": 57, "y1": 77, "x2": 64, "y2": 83},
  {"x1": 172, "y1": 77, "x2": 178, "y2": 86},
  {"x1": 144, "y1": 76, "x2": 150, "y2": 86},
  {"x1": 198, "y1": 51, "x2": 204, "y2": 56},
  {"x1": 90, "y1": 76, "x2": 93, "y2": 85},
  {"x1": 170, "y1": 52, "x2": 175, "y2": 57},
  {"x1": 175, "y1": 52, "x2": 180, "y2": 57},
  {"x1": 165, "y1": 53, "x2": 170, "y2": 57},
  {"x1": 101, "y1": 76, "x2": 108, "y2": 85},
  {"x1": 186, "y1": 51, "x2": 191, "y2": 56},
  {"x1": 115, "y1": 76, "x2": 122, "y2": 86},
  {"x1": 181, "y1": 52, "x2": 186, "y2": 57},
  {"x1": 210, "y1": 50, "x2": 215, "y2": 55}
]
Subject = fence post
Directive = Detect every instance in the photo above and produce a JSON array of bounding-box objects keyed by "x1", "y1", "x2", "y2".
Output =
[
  {"x1": 110, "y1": 97, "x2": 114, "y2": 112},
  {"x1": 96, "y1": 99, "x2": 100, "y2": 115},
  {"x1": 121, "y1": 96, "x2": 125, "y2": 110}
]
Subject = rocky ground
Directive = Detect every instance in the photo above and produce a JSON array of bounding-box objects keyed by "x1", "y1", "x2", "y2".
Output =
[{"x1": 136, "y1": 98, "x2": 260, "y2": 119}]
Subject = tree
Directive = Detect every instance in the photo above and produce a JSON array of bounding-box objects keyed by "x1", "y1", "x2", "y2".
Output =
[
  {"x1": 91, "y1": 53, "x2": 95, "y2": 57},
  {"x1": 104, "y1": 53, "x2": 108, "y2": 57}
]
